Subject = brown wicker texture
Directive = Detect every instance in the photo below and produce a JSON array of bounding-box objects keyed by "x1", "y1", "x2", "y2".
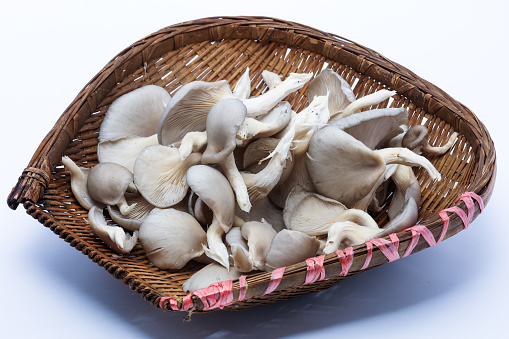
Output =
[{"x1": 8, "y1": 16, "x2": 496, "y2": 313}]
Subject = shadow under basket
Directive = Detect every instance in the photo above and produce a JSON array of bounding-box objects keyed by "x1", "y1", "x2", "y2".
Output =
[{"x1": 8, "y1": 16, "x2": 496, "y2": 313}]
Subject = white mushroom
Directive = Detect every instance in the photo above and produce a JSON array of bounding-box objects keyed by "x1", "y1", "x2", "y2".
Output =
[
  {"x1": 306, "y1": 125, "x2": 441, "y2": 208},
  {"x1": 97, "y1": 134, "x2": 159, "y2": 172},
  {"x1": 133, "y1": 145, "x2": 201, "y2": 208},
  {"x1": 329, "y1": 89, "x2": 396, "y2": 122},
  {"x1": 87, "y1": 162, "x2": 137, "y2": 215},
  {"x1": 241, "y1": 220, "x2": 277, "y2": 271},
  {"x1": 225, "y1": 227, "x2": 255, "y2": 272},
  {"x1": 236, "y1": 101, "x2": 292, "y2": 145},
  {"x1": 61, "y1": 156, "x2": 103, "y2": 210},
  {"x1": 261, "y1": 70, "x2": 282, "y2": 90},
  {"x1": 235, "y1": 197, "x2": 285, "y2": 232},
  {"x1": 323, "y1": 221, "x2": 381, "y2": 254},
  {"x1": 232, "y1": 67, "x2": 251, "y2": 99},
  {"x1": 88, "y1": 206, "x2": 138, "y2": 254},
  {"x1": 200, "y1": 98, "x2": 251, "y2": 212},
  {"x1": 240, "y1": 72, "x2": 313, "y2": 117},
  {"x1": 99, "y1": 85, "x2": 170, "y2": 142},
  {"x1": 178, "y1": 131, "x2": 207, "y2": 161},
  {"x1": 307, "y1": 68, "x2": 356, "y2": 118},
  {"x1": 157, "y1": 80, "x2": 234, "y2": 146},
  {"x1": 264, "y1": 229, "x2": 320, "y2": 271},
  {"x1": 138, "y1": 208, "x2": 207, "y2": 270},
  {"x1": 283, "y1": 186, "x2": 378, "y2": 236},
  {"x1": 187, "y1": 165, "x2": 236, "y2": 270},
  {"x1": 402, "y1": 125, "x2": 458, "y2": 155},
  {"x1": 106, "y1": 192, "x2": 156, "y2": 232}
]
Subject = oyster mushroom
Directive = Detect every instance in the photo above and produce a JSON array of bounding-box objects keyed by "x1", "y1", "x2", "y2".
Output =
[
  {"x1": 178, "y1": 131, "x2": 207, "y2": 161},
  {"x1": 241, "y1": 220, "x2": 277, "y2": 271},
  {"x1": 88, "y1": 206, "x2": 138, "y2": 254},
  {"x1": 242, "y1": 95, "x2": 329, "y2": 204},
  {"x1": 200, "y1": 98, "x2": 251, "y2": 212},
  {"x1": 225, "y1": 227, "x2": 255, "y2": 272},
  {"x1": 264, "y1": 229, "x2": 321, "y2": 271},
  {"x1": 99, "y1": 85, "x2": 170, "y2": 142},
  {"x1": 138, "y1": 208, "x2": 207, "y2": 270},
  {"x1": 283, "y1": 186, "x2": 378, "y2": 236},
  {"x1": 307, "y1": 68, "x2": 356, "y2": 118},
  {"x1": 241, "y1": 72, "x2": 313, "y2": 117},
  {"x1": 306, "y1": 125, "x2": 441, "y2": 208},
  {"x1": 261, "y1": 70, "x2": 282, "y2": 90},
  {"x1": 329, "y1": 89, "x2": 396, "y2": 122},
  {"x1": 61, "y1": 156, "x2": 103, "y2": 210},
  {"x1": 323, "y1": 221, "x2": 381, "y2": 254},
  {"x1": 187, "y1": 165, "x2": 236, "y2": 270},
  {"x1": 232, "y1": 67, "x2": 251, "y2": 99},
  {"x1": 158, "y1": 80, "x2": 234, "y2": 146},
  {"x1": 106, "y1": 192, "x2": 156, "y2": 232},
  {"x1": 402, "y1": 125, "x2": 459, "y2": 155},
  {"x1": 97, "y1": 134, "x2": 159, "y2": 172},
  {"x1": 87, "y1": 162, "x2": 137, "y2": 215},
  {"x1": 236, "y1": 101, "x2": 293, "y2": 145},
  {"x1": 133, "y1": 145, "x2": 201, "y2": 208}
]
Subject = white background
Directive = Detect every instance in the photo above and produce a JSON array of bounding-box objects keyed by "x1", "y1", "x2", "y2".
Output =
[{"x1": 1, "y1": 1, "x2": 507, "y2": 338}]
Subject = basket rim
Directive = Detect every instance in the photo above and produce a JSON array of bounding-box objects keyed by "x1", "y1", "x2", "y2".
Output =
[{"x1": 8, "y1": 16, "x2": 497, "y2": 312}]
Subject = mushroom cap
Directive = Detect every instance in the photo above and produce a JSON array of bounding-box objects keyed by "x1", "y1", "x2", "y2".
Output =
[
  {"x1": 264, "y1": 229, "x2": 320, "y2": 271},
  {"x1": 139, "y1": 208, "x2": 207, "y2": 270},
  {"x1": 133, "y1": 144, "x2": 201, "y2": 208},
  {"x1": 201, "y1": 98, "x2": 247, "y2": 164},
  {"x1": 88, "y1": 206, "x2": 138, "y2": 254},
  {"x1": 97, "y1": 134, "x2": 159, "y2": 172},
  {"x1": 87, "y1": 162, "x2": 134, "y2": 206},
  {"x1": 99, "y1": 85, "x2": 170, "y2": 142},
  {"x1": 186, "y1": 165, "x2": 235, "y2": 232},
  {"x1": 241, "y1": 220, "x2": 277, "y2": 271},
  {"x1": 402, "y1": 125, "x2": 429, "y2": 150},
  {"x1": 306, "y1": 125, "x2": 386, "y2": 206},
  {"x1": 157, "y1": 80, "x2": 234, "y2": 146},
  {"x1": 283, "y1": 186, "x2": 348, "y2": 236},
  {"x1": 332, "y1": 107, "x2": 408, "y2": 149},
  {"x1": 307, "y1": 68, "x2": 356, "y2": 116}
]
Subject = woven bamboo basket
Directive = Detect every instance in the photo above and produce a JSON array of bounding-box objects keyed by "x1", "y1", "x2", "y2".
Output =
[{"x1": 8, "y1": 16, "x2": 496, "y2": 313}]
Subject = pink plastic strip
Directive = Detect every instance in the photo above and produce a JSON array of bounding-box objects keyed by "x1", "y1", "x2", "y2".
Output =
[
  {"x1": 303, "y1": 255, "x2": 326, "y2": 285},
  {"x1": 362, "y1": 234, "x2": 401, "y2": 270},
  {"x1": 192, "y1": 280, "x2": 234, "y2": 310},
  {"x1": 403, "y1": 225, "x2": 437, "y2": 257},
  {"x1": 438, "y1": 206, "x2": 468, "y2": 243},
  {"x1": 238, "y1": 275, "x2": 248, "y2": 301},
  {"x1": 181, "y1": 294, "x2": 194, "y2": 311},
  {"x1": 335, "y1": 247, "x2": 354, "y2": 277},
  {"x1": 361, "y1": 241, "x2": 374, "y2": 270},
  {"x1": 456, "y1": 191, "x2": 485, "y2": 213},
  {"x1": 262, "y1": 267, "x2": 286, "y2": 295}
]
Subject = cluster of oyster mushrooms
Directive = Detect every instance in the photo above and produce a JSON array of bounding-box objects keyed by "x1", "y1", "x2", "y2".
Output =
[{"x1": 62, "y1": 67, "x2": 458, "y2": 292}]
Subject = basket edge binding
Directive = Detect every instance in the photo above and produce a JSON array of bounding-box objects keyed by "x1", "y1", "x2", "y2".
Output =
[{"x1": 7, "y1": 16, "x2": 497, "y2": 312}]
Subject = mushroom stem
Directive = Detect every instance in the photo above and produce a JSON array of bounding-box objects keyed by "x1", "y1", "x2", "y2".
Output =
[
  {"x1": 179, "y1": 131, "x2": 207, "y2": 161},
  {"x1": 374, "y1": 147, "x2": 441, "y2": 181},
  {"x1": 220, "y1": 153, "x2": 252, "y2": 212},
  {"x1": 331, "y1": 89, "x2": 396, "y2": 121},
  {"x1": 117, "y1": 195, "x2": 137, "y2": 216},
  {"x1": 323, "y1": 221, "x2": 380, "y2": 254},
  {"x1": 203, "y1": 221, "x2": 230, "y2": 270},
  {"x1": 422, "y1": 132, "x2": 458, "y2": 155}
]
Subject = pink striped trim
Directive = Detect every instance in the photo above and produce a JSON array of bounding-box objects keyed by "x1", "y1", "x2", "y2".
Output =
[
  {"x1": 438, "y1": 206, "x2": 468, "y2": 243},
  {"x1": 403, "y1": 225, "x2": 437, "y2": 257},
  {"x1": 193, "y1": 280, "x2": 233, "y2": 310},
  {"x1": 262, "y1": 267, "x2": 286, "y2": 295},
  {"x1": 181, "y1": 294, "x2": 194, "y2": 311},
  {"x1": 335, "y1": 247, "x2": 354, "y2": 277},
  {"x1": 361, "y1": 233, "x2": 400, "y2": 270},
  {"x1": 303, "y1": 255, "x2": 326, "y2": 285},
  {"x1": 238, "y1": 275, "x2": 248, "y2": 301}
]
